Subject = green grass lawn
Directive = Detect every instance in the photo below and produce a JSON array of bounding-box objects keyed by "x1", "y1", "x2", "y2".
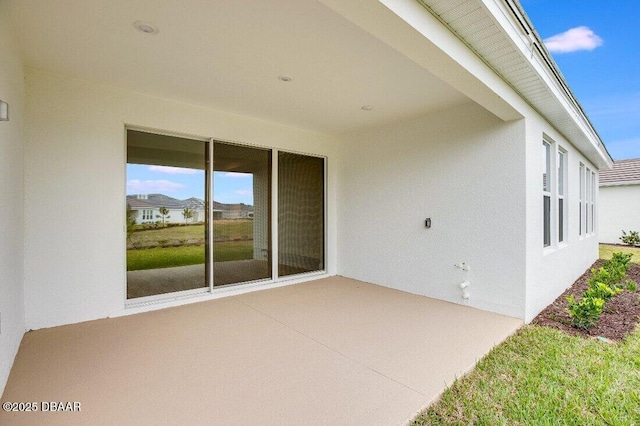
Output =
[
  {"x1": 412, "y1": 325, "x2": 640, "y2": 425},
  {"x1": 600, "y1": 244, "x2": 640, "y2": 264},
  {"x1": 127, "y1": 241, "x2": 253, "y2": 271},
  {"x1": 128, "y1": 220, "x2": 254, "y2": 249}
]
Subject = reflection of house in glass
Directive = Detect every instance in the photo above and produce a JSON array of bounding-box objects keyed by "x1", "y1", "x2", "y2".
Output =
[
  {"x1": 126, "y1": 194, "x2": 204, "y2": 224},
  {"x1": 212, "y1": 201, "x2": 254, "y2": 220},
  {"x1": 127, "y1": 194, "x2": 254, "y2": 224}
]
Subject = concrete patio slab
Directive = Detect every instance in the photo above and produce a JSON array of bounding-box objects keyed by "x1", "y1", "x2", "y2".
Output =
[{"x1": 1, "y1": 276, "x2": 522, "y2": 425}]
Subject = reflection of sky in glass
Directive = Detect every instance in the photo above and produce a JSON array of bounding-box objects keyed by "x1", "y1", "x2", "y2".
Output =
[
  {"x1": 557, "y1": 151, "x2": 564, "y2": 195},
  {"x1": 126, "y1": 164, "x2": 254, "y2": 205},
  {"x1": 542, "y1": 142, "x2": 550, "y2": 192},
  {"x1": 214, "y1": 172, "x2": 254, "y2": 205}
]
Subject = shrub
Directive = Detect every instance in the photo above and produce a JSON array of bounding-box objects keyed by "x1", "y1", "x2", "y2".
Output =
[
  {"x1": 610, "y1": 252, "x2": 632, "y2": 271},
  {"x1": 566, "y1": 295, "x2": 605, "y2": 330},
  {"x1": 588, "y1": 267, "x2": 612, "y2": 287},
  {"x1": 590, "y1": 253, "x2": 634, "y2": 290},
  {"x1": 566, "y1": 251, "x2": 635, "y2": 329},
  {"x1": 620, "y1": 230, "x2": 640, "y2": 246},
  {"x1": 609, "y1": 254, "x2": 633, "y2": 290},
  {"x1": 584, "y1": 282, "x2": 622, "y2": 301}
]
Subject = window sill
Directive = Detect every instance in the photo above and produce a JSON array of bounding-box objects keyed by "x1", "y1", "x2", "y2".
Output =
[
  {"x1": 543, "y1": 245, "x2": 555, "y2": 256},
  {"x1": 543, "y1": 241, "x2": 568, "y2": 256},
  {"x1": 580, "y1": 233, "x2": 596, "y2": 240}
]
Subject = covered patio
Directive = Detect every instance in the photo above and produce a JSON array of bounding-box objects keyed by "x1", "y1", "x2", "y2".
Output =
[{"x1": 1, "y1": 277, "x2": 521, "y2": 426}]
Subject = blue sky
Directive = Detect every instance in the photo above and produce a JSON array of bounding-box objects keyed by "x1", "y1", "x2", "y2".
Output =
[
  {"x1": 521, "y1": 0, "x2": 640, "y2": 160},
  {"x1": 127, "y1": 164, "x2": 254, "y2": 204}
]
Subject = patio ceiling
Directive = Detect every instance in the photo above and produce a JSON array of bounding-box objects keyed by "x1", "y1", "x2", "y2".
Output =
[{"x1": 7, "y1": 0, "x2": 471, "y2": 134}]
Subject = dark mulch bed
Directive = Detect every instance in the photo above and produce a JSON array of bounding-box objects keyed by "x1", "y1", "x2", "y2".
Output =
[{"x1": 532, "y1": 260, "x2": 640, "y2": 341}]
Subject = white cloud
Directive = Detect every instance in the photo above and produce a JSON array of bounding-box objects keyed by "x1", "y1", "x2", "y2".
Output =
[
  {"x1": 235, "y1": 189, "x2": 252, "y2": 196},
  {"x1": 544, "y1": 26, "x2": 603, "y2": 53},
  {"x1": 149, "y1": 165, "x2": 199, "y2": 175},
  {"x1": 224, "y1": 172, "x2": 252, "y2": 178},
  {"x1": 127, "y1": 179, "x2": 185, "y2": 193}
]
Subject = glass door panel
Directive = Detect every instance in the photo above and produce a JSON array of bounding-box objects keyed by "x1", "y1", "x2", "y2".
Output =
[
  {"x1": 126, "y1": 130, "x2": 209, "y2": 299},
  {"x1": 212, "y1": 142, "x2": 272, "y2": 286},
  {"x1": 278, "y1": 152, "x2": 325, "y2": 277}
]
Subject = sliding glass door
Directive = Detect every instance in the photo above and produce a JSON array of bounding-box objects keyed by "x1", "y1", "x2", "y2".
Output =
[
  {"x1": 125, "y1": 129, "x2": 325, "y2": 300},
  {"x1": 126, "y1": 130, "x2": 209, "y2": 299}
]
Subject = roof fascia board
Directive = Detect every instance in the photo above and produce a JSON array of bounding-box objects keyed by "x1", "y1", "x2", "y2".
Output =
[
  {"x1": 318, "y1": 0, "x2": 524, "y2": 121},
  {"x1": 600, "y1": 180, "x2": 640, "y2": 188}
]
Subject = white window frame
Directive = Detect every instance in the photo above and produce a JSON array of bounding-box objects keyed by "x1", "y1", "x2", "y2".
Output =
[
  {"x1": 543, "y1": 140, "x2": 552, "y2": 248},
  {"x1": 579, "y1": 162, "x2": 585, "y2": 237},
  {"x1": 590, "y1": 171, "x2": 596, "y2": 235},
  {"x1": 585, "y1": 166, "x2": 592, "y2": 234},
  {"x1": 557, "y1": 148, "x2": 567, "y2": 244},
  {"x1": 542, "y1": 138, "x2": 569, "y2": 251}
]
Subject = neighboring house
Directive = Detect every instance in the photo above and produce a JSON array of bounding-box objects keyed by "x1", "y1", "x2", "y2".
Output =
[
  {"x1": 599, "y1": 158, "x2": 640, "y2": 244},
  {"x1": 126, "y1": 194, "x2": 210, "y2": 224},
  {"x1": 1, "y1": 0, "x2": 613, "y2": 395},
  {"x1": 126, "y1": 194, "x2": 253, "y2": 224},
  {"x1": 212, "y1": 201, "x2": 254, "y2": 220},
  {"x1": 183, "y1": 197, "x2": 208, "y2": 223}
]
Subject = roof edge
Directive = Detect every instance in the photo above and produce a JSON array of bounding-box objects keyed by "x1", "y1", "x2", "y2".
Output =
[
  {"x1": 414, "y1": 0, "x2": 613, "y2": 169},
  {"x1": 600, "y1": 180, "x2": 640, "y2": 187},
  {"x1": 503, "y1": 0, "x2": 614, "y2": 166}
]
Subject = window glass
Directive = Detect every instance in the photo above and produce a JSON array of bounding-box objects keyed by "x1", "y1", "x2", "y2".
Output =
[
  {"x1": 557, "y1": 149, "x2": 566, "y2": 243},
  {"x1": 278, "y1": 152, "x2": 325, "y2": 276},
  {"x1": 543, "y1": 195, "x2": 551, "y2": 247},
  {"x1": 558, "y1": 199, "x2": 564, "y2": 243},
  {"x1": 543, "y1": 142, "x2": 551, "y2": 192},
  {"x1": 579, "y1": 163, "x2": 584, "y2": 235},
  {"x1": 212, "y1": 142, "x2": 272, "y2": 286},
  {"x1": 126, "y1": 130, "x2": 209, "y2": 299},
  {"x1": 586, "y1": 167, "x2": 591, "y2": 233},
  {"x1": 557, "y1": 151, "x2": 564, "y2": 196},
  {"x1": 543, "y1": 141, "x2": 551, "y2": 247},
  {"x1": 591, "y1": 172, "x2": 596, "y2": 233}
]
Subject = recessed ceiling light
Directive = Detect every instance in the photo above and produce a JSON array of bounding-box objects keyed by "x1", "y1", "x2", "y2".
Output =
[
  {"x1": 134, "y1": 21, "x2": 159, "y2": 35},
  {"x1": 361, "y1": 105, "x2": 374, "y2": 111},
  {"x1": 278, "y1": 75, "x2": 293, "y2": 82}
]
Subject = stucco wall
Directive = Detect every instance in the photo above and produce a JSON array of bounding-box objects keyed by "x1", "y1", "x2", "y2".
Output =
[
  {"x1": 524, "y1": 115, "x2": 599, "y2": 322},
  {"x1": 23, "y1": 68, "x2": 339, "y2": 330},
  {"x1": 337, "y1": 102, "x2": 527, "y2": 319},
  {"x1": 599, "y1": 184, "x2": 640, "y2": 244},
  {"x1": 0, "y1": 3, "x2": 25, "y2": 396}
]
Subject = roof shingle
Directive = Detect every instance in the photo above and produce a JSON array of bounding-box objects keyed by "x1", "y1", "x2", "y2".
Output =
[{"x1": 599, "y1": 158, "x2": 640, "y2": 185}]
